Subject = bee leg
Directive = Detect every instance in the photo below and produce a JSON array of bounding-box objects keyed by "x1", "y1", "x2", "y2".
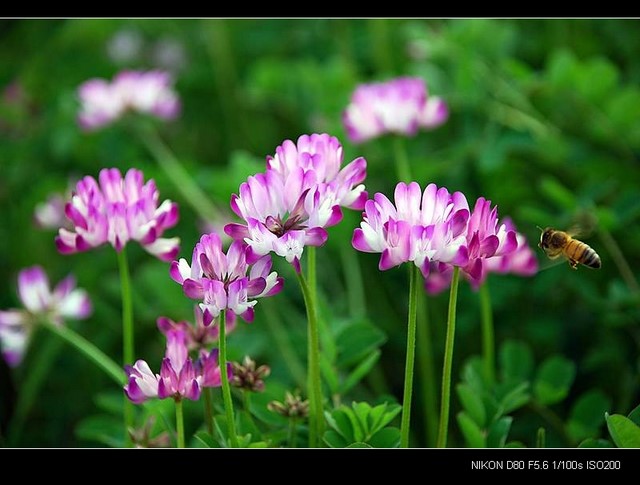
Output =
[{"x1": 568, "y1": 259, "x2": 578, "y2": 270}]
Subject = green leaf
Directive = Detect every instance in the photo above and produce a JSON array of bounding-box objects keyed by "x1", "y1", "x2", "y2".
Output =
[
  {"x1": 486, "y1": 416, "x2": 513, "y2": 448},
  {"x1": 94, "y1": 391, "x2": 124, "y2": 416},
  {"x1": 457, "y1": 383, "x2": 486, "y2": 427},
  {"x1": 346, "y1": 442, "x2": 372, "y2": 448},
  {"x1": 335, "y1": 321, "x2": 386, "y2": 367},
  {"x1": 237, "y1": 410, "x2": 262, "y2": 441},
  {"x1": 578, "y1": 438, "x2": 614, "y2": 448},
  {"x1": 368, "y1": 427, "x2": 401, "y2": 448},
  {"x1": 346, "y1": 405, "x2": 366, "y2": 443},
  {"x1": 497, "y1": 381, "x2": 531, "y2": 415},
  {"x1": 339, "y1": 350, "x2": 381, "y2": 395},
  {"x1": 462, "y1": 356, "x2": 487, "y2": 393},
  {"x1": 193, "y1": 431, "x2": 218, "y2": 448},
  {"x1": 327, "y1": 407, "x2": 355, "y2": 442},
  {"x1": 323, "y1": 430, "x2": 349, "y2": 448},
  {"x1": 457, "y1": 412, "x2": 486, "y2": 448},
  {"x1": 504, "y1": 441, "x2": 526, "y2": 448},
  {"x1": 499, "y1": 340, "x2": 534, "y2": 383},
  {"x1": 352, "y1": 401, "x2": 372, "y2": 438},
  {"x1": 605, "y1": 413, "x2": 640, "y2": 448},
  {"x1": 567, "y1": 390, "x2": 611, "y2": 442},
  {"x1": 627, "y1": 404, "x2": 640, "y2": 426},
  {"x1": 533, "y1": 355, "x2": 576, "y2": 405}
]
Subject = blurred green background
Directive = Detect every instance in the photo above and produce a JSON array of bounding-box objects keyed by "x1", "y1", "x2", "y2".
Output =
[{"x1": 1, "y1": 19, "x2": 639, "y2": 447}]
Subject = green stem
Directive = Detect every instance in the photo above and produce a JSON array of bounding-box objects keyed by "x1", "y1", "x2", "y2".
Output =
[
  {"x1": 40, "y1": 321, "x2": 124, "y2": 385},
  {"x1": 597, "y1": 228, "x2": 640, "y2": 296},
  {"x1": 288, "y1": 417, "x2": 298, "y2": 448},
  {"x1": 479, "y1": 282, "x2": 495, "y2": 385},
  {"x1": 203, "y1": 387, "x2": 214, "y2": 437},
  {"x1": 536, "y1": 427, "x2": 546, "y2": 448},
  {"x1": 436, "y1": 266, "x2": 461, "y2": 448},
  {"x1": 137, "y1": 124, "x2": 218, "y2": 222},
  {"x1": 218, "y1": 310, "x2": 239, "y2": 448},
  {"x1": 7, "y1": 328, "x2": 63, "y2": 445},
  {"x1": 117, "y1": 248, "x2": 135, "y2": 445},
  {"x1": 393, "y1": 136, "x2": 412, "y2": 183},
  {"x1": 296, "y1": 264, "x2": 324, "y2": 448},
  {"x1": 417, "y1": 295, "x2": 439, "y2": 447},
  {"x1": 400, "y1": 264, "x2": 420, "y2": 448},
  {"x1": 175, "y1": 399, "x2": 185, "y2": 448}
]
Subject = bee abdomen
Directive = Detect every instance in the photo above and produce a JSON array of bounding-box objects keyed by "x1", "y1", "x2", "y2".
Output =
[
  {"x1": 582, "y1": 247, "x2": 601, "y2": 268},
  {"x1": 567, "y1": 239, "x2": 601, "y2": 269}
]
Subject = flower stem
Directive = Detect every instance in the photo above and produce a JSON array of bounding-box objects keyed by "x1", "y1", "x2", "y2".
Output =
[
  {"x1": 436, "y1": 266, "x2": 461, "y2": 448},
  {"x1": 40, "y1": 320, "x2": 125, "y2": 385},
  {"x1": 400, "y1": 264, "x2": 420, "y2": 448},
  {"x1": 417, "y1": 295, "x2": 439, "y2": 447},
  {"x1": 340, "y1": 243, "x2": 366, "y2": 318},
  {"x1": 137, "y1": 123, "x2": 218, "y2": 223},
  {"x1": 296, "y1": 257, "x2": 324, "y2": 448},
  {"x1": 117, "y1": 248, "x2": 135, "y2": 445},
  {"x1": 479, "y1": 281, "x2": 495, "y2": 385},
  {"x1": 175, "y1": 399, "x2": 185, "y2": 448},
  {"x1": 393, "y1": 136, "x2": 412, "y2": 183},
  {"x1": 203, "y1": 387, "x2": 214, "y2": 437},
  {"x1": 288, "y1": 417, "x2": 298, "y2": 448},
  {"x1": 218, "y1": 309, "x2": 239, "y2": 448}
]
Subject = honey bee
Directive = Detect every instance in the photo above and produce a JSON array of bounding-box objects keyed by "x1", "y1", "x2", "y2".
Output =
[{"x1": 538, "y1": 227, "x2": 601, "y2": 270}]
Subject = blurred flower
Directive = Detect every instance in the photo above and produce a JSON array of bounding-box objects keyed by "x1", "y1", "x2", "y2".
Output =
[
  {"x1": 157, "y1": 305, "x2": 237, "y2": 351},
  {"x1": 352, "y1": 182, "x2": 469, "y2": 276},
  {"x1": 268, "y1": 391, "x2": 309, "y2": 418},
  {"x1": 106, "y1": 29, "x2": 144, "y2": 65},
  {"x1": 77, "y1": 70, "x2": 181, "y2": 130},
  {"x1": 424, "y1": 209, "x2": 524, "y2": 294},
  {"x1": 129, "y1": 416, "x2": 171, "y2": 448},
  {"x1": 342, "y1": 77, "x2": 448, "y2": 143},
  {"x1": 225, "y1": 134, "x2": 367, "y2": 271},
  {"x1": 124, "y1": 329, "x2": 201, "y2": 403},
  {"x1": 231, "y1": 356, "x2": 271, "y2": 392},
  {"x1": 0, "y1": 266, "x2": 92, "y2": 367},
  {"x1": 484, "y1": 217, "x2": 538, "y2": 277},
  {"x1": 33, "y1": 193, "x2": 68, "y2": 230},
  {"x1": 55, "y1": 168, "x2": 180, "y2": 261},
  {"x1": 170, "y1": 232, "x2": 283, "y2": 325},
  {"x1": 197, "y1": 348, "x2": 232, "y2": 388},
  {"x1": 152, "y1": 37, "x2": 188, "y2": 73}
]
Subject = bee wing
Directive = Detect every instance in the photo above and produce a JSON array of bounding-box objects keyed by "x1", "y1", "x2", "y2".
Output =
[{"x1": 566, "y1": 225, "x2": 582, "y2": 238}]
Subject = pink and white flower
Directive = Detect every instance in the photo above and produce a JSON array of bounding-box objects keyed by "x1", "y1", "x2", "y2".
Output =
[
  {"x1": 0, "y1": 266, "x2": 92, "y2": 367},
  {"x1": 225, "y1": 134, "x2": 367, "y2": 271},
  {"x1": 77, "y1": 70, "x2": 181, "y2": 131},
  {"x1": 124, "y1": 329, "x2": 201, "y2": 403},
  {"x1": 484, "y1": 217, "x2": 538, "y2": 277},
  {"x1": 55, "y1": 168, "x2": 180, "y2": 262},
  {"x1": 343, "y1": 77, "x2": 448, "y2": 143},
  {"x1": 170, "y1": 233, "x2": 283, "y2": 325},
  {"x1": 352, "y1": 182, "x2": 470, "y2": 276}
]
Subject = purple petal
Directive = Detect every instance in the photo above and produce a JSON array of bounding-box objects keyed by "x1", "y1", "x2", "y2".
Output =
[{"x1": 183, "y1": 279, "x2": 204, "y2": 299}]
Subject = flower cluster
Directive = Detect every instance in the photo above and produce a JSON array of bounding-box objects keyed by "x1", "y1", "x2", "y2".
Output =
[
  {"x1": 170, "y1": 232, "x2": 283, "y2": 324},
  {"x1": 55, "y1": 168, "x2": 180, "y2": 262},
  {"x1": 124, "y1": 327, "x2": 230, "y2": 404},
  {"x1": 78, "y1": 70, "x2": 181, "y2": 130},
  {"x1": 0, "y1": 266, "x2": 92, "y2": 366},
  {"x1": 425, "y1": 215, "x2": 538, "y2": 294},
  {"x1": 225, "y1": 133, "x2": 367, "y2": 271},
  {"x1": 352, "y1": 182, "x2": 470, "y2": 276},
  {"x1": 353, "y1": 182, "x2": 533, "y2": 290},
  {"x1": 342, "y1": 77, "x2": 448, "y2": 143}
]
